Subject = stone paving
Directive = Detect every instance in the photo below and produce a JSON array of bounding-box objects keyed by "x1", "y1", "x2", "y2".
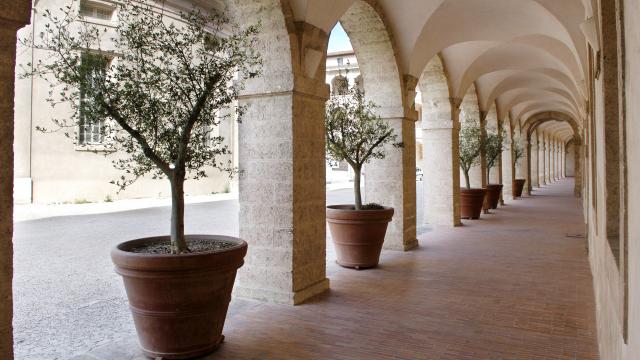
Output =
[
  {"x1": 72, "y1": 179, "x2": 598, "y2": 360},
  {"x1": 13, "y1": 185, "x2": 427, "y2": 360}
]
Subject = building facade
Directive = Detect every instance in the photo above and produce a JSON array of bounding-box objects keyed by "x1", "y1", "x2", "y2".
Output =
[{"x1": 13, "y1": 0, "x2": 236, "y2": 204}]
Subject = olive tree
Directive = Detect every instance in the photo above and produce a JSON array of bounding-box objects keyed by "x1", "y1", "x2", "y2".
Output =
[
  {"x1": 484, "y1": 129, "x2": 504, "y2": 181},
  {"x1": 325, "y1": 87, "x2": 401, "y2": 210},
  {"x1": 459, "y1": 121, "x2": 484, "y2": 189},
  {"x1": 22, "y1": 0, "x2": 261, "y2": 252},
  {"x1": 513, "y1": 140, "x2": 525, "y2": 166}
]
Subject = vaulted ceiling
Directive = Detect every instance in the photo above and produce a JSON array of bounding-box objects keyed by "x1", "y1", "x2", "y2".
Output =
[{"x1": 286, "y1": 0, "x2": 593, "y2": 135}]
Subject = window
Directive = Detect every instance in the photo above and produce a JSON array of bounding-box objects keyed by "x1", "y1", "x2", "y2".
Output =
[
  {"x1": 78, "y1": 53, "x2": 109, "y2": 145},
  {"x1": 79, "y1": 0, "x2": 115, "y2": 21},
  {"x1": 336, "y1": 57, "x2": 343, "y2": 66}
]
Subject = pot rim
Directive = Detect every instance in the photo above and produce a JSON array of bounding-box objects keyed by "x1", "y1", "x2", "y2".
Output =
[
  {"x1": 327, "y1": 204, "x2": 393, "y2": 212},
  {"x1": 111, "y1": 235, "x2": 247, "y2": 273},
  {"x1": 113, "y1": 234, "x2": 246, "y2": 258},
  {"x1": 459, "y1": 187, "x2": 487, "y2": 192}
]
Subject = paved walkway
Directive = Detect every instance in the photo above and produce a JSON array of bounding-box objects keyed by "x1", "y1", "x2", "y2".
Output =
[{"x1": 71, "y1": 178, "x2": 598, "y2": 360}]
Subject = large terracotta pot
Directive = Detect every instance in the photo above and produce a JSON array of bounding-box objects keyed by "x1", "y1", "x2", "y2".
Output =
[
  {"x1": 326, "y1": 205, "x2": 394, "y2": 269},
  {"x1": 111, "y1": 235, "x2": 247, "y2": 359},
  {"x1": 460, "y1": 188, "x2": 486, "y2": 219},
  {"x1": 486, "y1": 184, "x2": 503, "y2": 209},
  {"x1": 513, "y1": 179, "x2": 526, "y2": 198}
]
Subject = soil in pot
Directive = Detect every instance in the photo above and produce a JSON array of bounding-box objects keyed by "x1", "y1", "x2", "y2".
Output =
[
  {"x1": 513, "y1": 179, "x2": 526, "y2": 198},
  {"x1": 485, "y1": 184, "x2": 503, "y2": 209},
  {"x1": 111, "y1": 235, "x2": 247, "y2": 359},
  {"x1": 326, "y1": 204, "x2": 394, "y2": 269},
  {"x1": 460, "y1": 188, "x2": 487, "y2": 219}
]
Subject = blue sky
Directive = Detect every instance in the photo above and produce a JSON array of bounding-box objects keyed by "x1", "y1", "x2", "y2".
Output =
[{"x1": 328, "y1": 22, "x2": 353, "y2": 53}]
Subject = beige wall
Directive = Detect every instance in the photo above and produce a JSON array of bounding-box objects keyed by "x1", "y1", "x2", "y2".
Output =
[
  {"x1": 13, "y1": 0, "x2": 234, "y2": 204},
  {"x1": 588, "y1": 0, "x2": 639, "y2": 359}
]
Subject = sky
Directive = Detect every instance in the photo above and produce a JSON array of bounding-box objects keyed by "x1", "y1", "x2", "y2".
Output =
[{"x1": 327, "y1": 22, "x2": 353, "y2": 53}]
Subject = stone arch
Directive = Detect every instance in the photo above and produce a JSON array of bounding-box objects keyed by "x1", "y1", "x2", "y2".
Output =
[
  {"x1": 337, "y1": 0, "x2": 418, "y2": 250},
  {"x1": 460, "y1": 83, "x2": 484, "y2": 190},
  {"x1": 522, "y1": 111, "x2": 583, "y2": 197},
  {"x1": 418, "y1": 55, "x2": 461, "y2": 227},
  {"x1": 339, "y1": 0, "x2": 404, "y2": 111}
]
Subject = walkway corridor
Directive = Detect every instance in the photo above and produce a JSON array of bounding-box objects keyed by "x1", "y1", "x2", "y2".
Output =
[{"x1": 83, "y1": 178, "x2": 599, "y2": 360}]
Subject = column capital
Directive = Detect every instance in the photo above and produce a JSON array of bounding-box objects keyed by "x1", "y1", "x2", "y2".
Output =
[
  {"x1": 402, "y1": 74, "x2": 419, "y2": 121},
  {"x1": 449, "y1": 97, "x2": 462, "y2": 110}
]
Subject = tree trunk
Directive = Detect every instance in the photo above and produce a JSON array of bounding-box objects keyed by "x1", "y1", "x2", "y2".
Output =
[
  {"x1": 354, "y1": 166, "x2": 362, "y2": 210},
  {"x1": 463, "y1": 169, "x2": 471, "y2": 189},
  {"x1": 170, "y1": 172, "x2": 187, "y2": 253},
  {"x1": 487, "y1": 167, "x2": 491, "y2": 183}
]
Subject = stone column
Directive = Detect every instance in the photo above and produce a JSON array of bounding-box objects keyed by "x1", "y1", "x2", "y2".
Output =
[
  {"x1": 366, "y1": 76, "x2": 419, "y2": 251},
  {"x1": 574, "y1": 140, "x2": 583, "y2": 197},
  {"x1": 422, "y1": 97, "x2": 462, "y2": 227},
  {"x1": 501, "y1": 125, "x2": 514, "y2": 201},
  {"x1": 560, "y1": 142, "x2": 567, "y2": 179},
  {"x1": 539, "y1": 139, "x2": 546, "y2": 185},
  {"x1": 549, "y1": 139, "x2": 556, "y2": 182},
  {"x1": 1, "y1": 3, "x2": 31, "y2": 359},
  {"x1": 530, "y1": 134, "x2": 539, "y2": 189},
  {"x1": 236, "y1": 20, "x2": 330, "y2": 305},
  {"x1": 517, "y1": 139, "x2": 529, "y2": 195},
  {"x1": 556, "y1": 142, "x2": 561, "y2": 180},
  {"x1": 545, "y1": 135, "x2": 551, "y2": 183}
]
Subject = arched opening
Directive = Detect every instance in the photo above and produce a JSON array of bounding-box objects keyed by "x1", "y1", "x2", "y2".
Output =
[
  {"x1": 336, "y1": 0, "x2": 418, "y2": 250},
  {"x1": 418, "y1": 55, "x2": 461, "y2": 227}
]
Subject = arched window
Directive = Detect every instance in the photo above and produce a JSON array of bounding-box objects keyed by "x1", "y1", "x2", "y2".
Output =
[{"x1": 331, "y1": 75, "x2": 349, "y2": 96}]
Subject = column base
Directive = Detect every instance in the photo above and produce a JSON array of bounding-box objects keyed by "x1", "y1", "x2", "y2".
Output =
[
  {"x1": 234, "y1": 278, "x2": 330, "y2": 306},
  {"x1": 383, "y1": 238, "x2": 419, "y2": 251}
]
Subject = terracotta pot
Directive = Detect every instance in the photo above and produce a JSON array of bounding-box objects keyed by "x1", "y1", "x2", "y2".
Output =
[
  {"x1": 513, "y1": 179, "x2": 526, "y2": 198},
  {"x1": 111, "y1": 235, "x2": 247, "y2": 359},
  {"x1": 460, "y1": 188, "x2": 487, "y2": 219},
  {"x1": 326, "y1": 205, "x2": 394, "y2": 269},
  {"x1": 486, "y1": 184, "x2": 503, "y2": 209}
]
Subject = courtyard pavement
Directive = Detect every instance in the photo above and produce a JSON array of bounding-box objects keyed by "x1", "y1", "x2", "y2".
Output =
[
  {"x1": 13, "y1": 183, "x2": 426, "y2": 360},
  {"x1": 72, "y1": 178, "x2": 598, "y2": 360}
]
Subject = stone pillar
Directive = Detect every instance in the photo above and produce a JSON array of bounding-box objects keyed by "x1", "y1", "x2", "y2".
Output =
[
  {"x1": 549, "y1": 139, "x2": 557, "y2": 182},
  {"x1": 236, "y1": 19, "x2": 329, "y2": 305},
  {"x1": 517, "y1": 139, "x2": 529, "y2": 195},
  {"x1": 422, "y1": 97, "x2": 462, "y2": 227},
  {"x1": 366, "y1": 76, "x2": 419, "y2": 251},
  {"x1": 560, "y1": 142, "x2": 567, "y2": 179},
  {"x1": 530, "y1": 134, "x2": 539, "y2": 188},
  {"x1": 501, "y1": 125, "x2": 514, "y2": 201},
  {"x1": 539, "y1": 139, "x2": 546, "y2": 185},
  {"x1": 1, "y1": 3, "x2": 31, "y2": 359},
  {"x1": 545, "y1": 135, "x2": 551, "y2": 183},
  {"x1": 556, "y1": 142, "x2": 561, "y2": 180},
  {"x1": 574, "y1": 140, "x2": 583, "y2": 197}
]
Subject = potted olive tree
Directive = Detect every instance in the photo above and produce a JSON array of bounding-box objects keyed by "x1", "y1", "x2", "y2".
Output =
[
  {"x1": 325, "y1": 87, "x2": 401, "y2": 269},
  {"x1": 459, "y1": 120, "x2": 486, "y2": 219},
  {"x1": 484, "y1": 129, "x2": 504, "y2": 209},
  {"x1": 512, "y1": 140, "x2": 526, "y2": 198},
  {"x1": 23, "y1": 1, "x2": 261, "y2": 358}
]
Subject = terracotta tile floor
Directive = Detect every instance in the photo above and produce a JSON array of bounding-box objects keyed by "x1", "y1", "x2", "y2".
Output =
[{"x1": 84, "y1": 179, "x2": 600, "y2": 360}]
